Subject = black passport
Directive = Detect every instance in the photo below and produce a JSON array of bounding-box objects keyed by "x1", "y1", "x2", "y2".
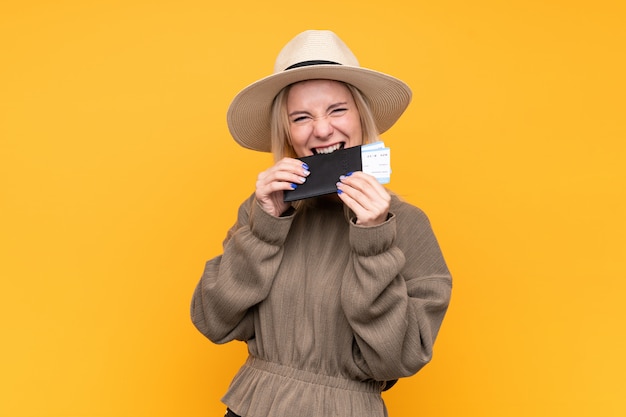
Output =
[{"x1": 283, "y1": 145, "x2": 363, "y2": 202}]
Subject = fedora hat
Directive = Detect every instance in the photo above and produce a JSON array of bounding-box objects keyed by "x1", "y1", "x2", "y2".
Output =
[{"x1": 226, "y1": 30, "x2": 412, "y2": 152}]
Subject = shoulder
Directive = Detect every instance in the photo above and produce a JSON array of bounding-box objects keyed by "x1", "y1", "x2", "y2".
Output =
[
  {"x1": 236, "y1": 193, "x2": 256, "y2": 218},
  {"x1": 389, "y1": 194, "x2": 431, "y2": 226},
  {"x1": 388, "y1": 194, "x2": 442, "y2": 247},
  {"x1": 388, "y1": 194, "x2": 450, "y2": 276}
]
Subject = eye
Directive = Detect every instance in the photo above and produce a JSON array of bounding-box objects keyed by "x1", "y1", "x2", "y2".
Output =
[
  {"x1": 330, "y1": 108, "x2": 348, "y2": 117},
  {"x1": 291, "y1": 114, "x2": 311, "y2": 124}
]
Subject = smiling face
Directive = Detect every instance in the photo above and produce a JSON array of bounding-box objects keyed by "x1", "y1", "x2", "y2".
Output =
[{"x1": 286, "y1": 79, "x2": 363, "y2": 158}]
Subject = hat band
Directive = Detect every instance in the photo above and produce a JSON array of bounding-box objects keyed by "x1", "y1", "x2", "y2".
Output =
[{"x1": 284, "y1": 60, "x2": 341, "y2": 71}]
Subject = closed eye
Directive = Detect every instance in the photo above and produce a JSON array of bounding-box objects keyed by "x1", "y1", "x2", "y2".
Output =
[
  {"x1": 289, "y1": 104, "x2": 349, "y2": 124},
  {"x1": 330, "y1": 107, "x2": 348, "y2": 117},
  {"x1": 289, "y1": 111, "x2": 312, "y2": 124}
]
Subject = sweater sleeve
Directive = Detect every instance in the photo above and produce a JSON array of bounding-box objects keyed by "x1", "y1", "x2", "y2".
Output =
[
  {"x1": 340, "y1": 201, "x2": 452, "y2": 381},
  {"x1": 191, "y1": 195, "x2": 295, "y2": 344}
]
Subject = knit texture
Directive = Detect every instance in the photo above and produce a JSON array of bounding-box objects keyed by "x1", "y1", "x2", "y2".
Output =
[{"x1": 191, "y1": 194, "x2": 452, "y2": 417}]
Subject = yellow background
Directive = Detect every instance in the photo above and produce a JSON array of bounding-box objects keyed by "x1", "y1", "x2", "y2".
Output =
[{"x1": 1, "y1": 0, "x2": 624, "y2": 416}]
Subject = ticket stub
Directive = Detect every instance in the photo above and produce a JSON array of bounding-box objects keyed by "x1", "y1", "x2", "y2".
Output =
[{"x1": 361, "y1": 141, "x2": 391, "y2": 184}]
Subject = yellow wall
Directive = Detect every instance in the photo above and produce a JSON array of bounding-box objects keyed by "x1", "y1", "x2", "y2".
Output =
[{"x1": 1, "y1": 0, "x2": 624, "y2": 416}]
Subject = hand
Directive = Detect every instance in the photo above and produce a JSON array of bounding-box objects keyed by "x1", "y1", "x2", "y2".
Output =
[
  {"x1": 336, "y1": 171, "x2": 390, "y2": 226},
  {"x1": 255, "y1": 158, "x2": 310, "y2": 217}
]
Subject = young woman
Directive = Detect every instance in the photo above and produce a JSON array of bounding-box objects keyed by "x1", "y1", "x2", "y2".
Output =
[{"x1": 191, "y1": 30, "x2": 452, "y2": 417}]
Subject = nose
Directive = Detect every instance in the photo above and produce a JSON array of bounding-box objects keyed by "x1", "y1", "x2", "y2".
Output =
[{"x1": 312, "y1": 117, "x2": 334, "y2": 140}]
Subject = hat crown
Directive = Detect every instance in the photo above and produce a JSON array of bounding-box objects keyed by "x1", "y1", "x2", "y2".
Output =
[{"x1": 273, "y1": 30, "x2": 360, "y2": 73}]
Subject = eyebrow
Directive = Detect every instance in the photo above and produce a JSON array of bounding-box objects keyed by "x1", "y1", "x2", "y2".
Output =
[
  {"x1": 328, "y1": 102, "x2": 349, "y2": 110},
  {"x1": 288, "y1": 102, "x2": 349, "y2": 118}
]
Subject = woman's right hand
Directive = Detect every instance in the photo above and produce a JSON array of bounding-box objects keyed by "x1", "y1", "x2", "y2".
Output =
[{"x1": 255, "y1": 158, "x2": 310, "y2": 217}]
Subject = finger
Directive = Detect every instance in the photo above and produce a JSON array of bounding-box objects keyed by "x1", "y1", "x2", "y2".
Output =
[
  {"x1": 337, "y1": 173, "x2": 390, "y2": 225},
  {"x1": 258, "y1": 171, "x2": 307, "y2": 191},
  {"x1": 274, "y1": 158, "x2": 310, "y2": 176},
  {"x1": 336, "y1": 183, "x2": 366, "y2": 217},
  {"x1": 338, "y1": 172, "x2": 390, "y2": 209},
  {"x1": 258, "y1": 159, "x2": 310, "y2": 189},
  {"x1": 337, "y1": 186, "x2": 385, "y2": 226},
  {"x1": 341, "y1": 171, "x2": 389, "y2": 202},
  {"x1": 336, "y1": 180, "x2": 383, "y2": 217}
]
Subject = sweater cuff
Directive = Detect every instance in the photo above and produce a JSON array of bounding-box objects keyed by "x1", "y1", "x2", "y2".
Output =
[
  {"x1": 349, "y1": 212, "x2": 396, "y2": 256},
  {"x1": 249, "y1": 199, "x2": 295, "y2": 246}
]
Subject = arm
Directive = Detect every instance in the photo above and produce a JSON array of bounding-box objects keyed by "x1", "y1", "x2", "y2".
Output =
[
  {"x1": 190, "y1": 195, "x2": 295, "y2": 344},
  {"x1": 340, "y1": 202, "x2": 452, "y2": 381}
]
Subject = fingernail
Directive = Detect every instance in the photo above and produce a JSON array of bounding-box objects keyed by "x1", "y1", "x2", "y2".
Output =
[
  {"x1": 339, "y1": 175, "x2": 346, "y2": 180},
  {"x1": 337, "y1": 189, "x2": 343, "y2": 194},
  {"x1": 302, "y1": 163, "x2": 309, "y2": 170},
  {"x1": 346, "y1": 172, "x2": 353, "y2": 176},
  {"x1": 291, "y1": 183, "x2": 297, "y2": 189},
  {"x1": 303, "y1": 169, "x2": 310, "y2": 176}
]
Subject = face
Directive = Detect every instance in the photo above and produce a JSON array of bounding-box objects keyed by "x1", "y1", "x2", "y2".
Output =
[{"x1": 286, "y1": 79, "x2": 363, "y2": 158}]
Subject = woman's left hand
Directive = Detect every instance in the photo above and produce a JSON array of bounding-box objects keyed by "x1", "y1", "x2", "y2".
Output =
[{"x1": 336, "y1": 171, "x2": 390, "y2": 226}]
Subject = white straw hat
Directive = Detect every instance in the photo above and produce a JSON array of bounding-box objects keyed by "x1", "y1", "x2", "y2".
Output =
[{"x1": 226, "y1": 30, "x2": 412, "y2": 152}]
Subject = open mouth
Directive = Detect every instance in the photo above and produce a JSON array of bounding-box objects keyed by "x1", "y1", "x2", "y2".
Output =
[{"x1": 312, "y1": 142, "x2": 345, "y2": 155}]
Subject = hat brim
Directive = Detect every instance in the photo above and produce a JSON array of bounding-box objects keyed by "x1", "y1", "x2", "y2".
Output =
[{"x1": 226, "y1": 65, "x2": 412, "y2": 152}]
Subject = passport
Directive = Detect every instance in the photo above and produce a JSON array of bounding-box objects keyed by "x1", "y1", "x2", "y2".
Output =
[{"x1": 283, "y1": 141, "x2": 391, "y2": 202}]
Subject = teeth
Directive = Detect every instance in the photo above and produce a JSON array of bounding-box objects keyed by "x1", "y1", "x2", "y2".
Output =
[{"x1": 315, "y1": 143, "x2": 342, "y2": 154}]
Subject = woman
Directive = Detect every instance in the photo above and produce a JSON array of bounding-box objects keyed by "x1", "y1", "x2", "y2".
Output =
[{"x1": 191, "y1": 30, "x2": 452, "y2": 417}]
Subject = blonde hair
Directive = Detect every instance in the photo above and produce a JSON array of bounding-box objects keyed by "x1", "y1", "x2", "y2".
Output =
[{"x1": 269, "y1": 80, "x2": 380, "y2": 162}]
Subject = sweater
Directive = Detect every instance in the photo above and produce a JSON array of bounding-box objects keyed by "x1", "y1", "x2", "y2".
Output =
[{"x1": 191, "y1": 194, "x2": 452, "y2": 417}]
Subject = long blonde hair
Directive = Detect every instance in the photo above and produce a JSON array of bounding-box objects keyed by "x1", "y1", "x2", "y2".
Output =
[{"x1": 269, "y1": 80, "x2": 380, "y2": 162}]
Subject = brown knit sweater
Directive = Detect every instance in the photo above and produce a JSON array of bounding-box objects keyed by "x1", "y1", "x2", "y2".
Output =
[{"x1": 191, "y1": 194, "x2": 452, "y2": 417}]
